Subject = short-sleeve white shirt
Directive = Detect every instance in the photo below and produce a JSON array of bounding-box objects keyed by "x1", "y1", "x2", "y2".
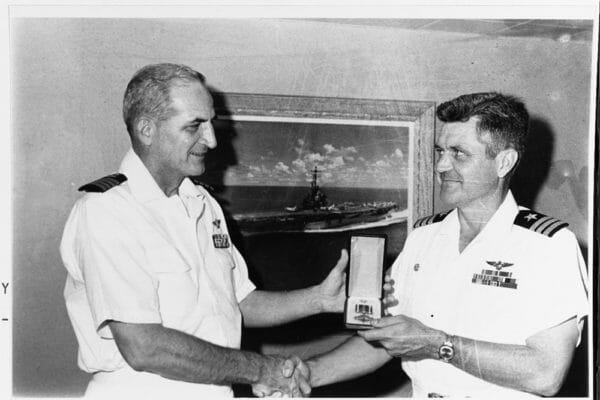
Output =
[
  {"x1": 388, "y1": 191, "x2": 588, "y2": 398},
  {"x1": 60, "y1": 149, "x2": 256, "y2": 398}
]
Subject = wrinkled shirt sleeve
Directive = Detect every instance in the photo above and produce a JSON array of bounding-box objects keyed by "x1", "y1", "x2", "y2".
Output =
[{"x1": 67, "y1": 196, "x2": 162, "y2": 339}]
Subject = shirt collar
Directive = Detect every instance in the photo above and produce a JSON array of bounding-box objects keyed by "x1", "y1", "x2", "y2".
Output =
[
  {"x1": 118, "y1": 148, "x2": 204, "y2": 203},
  {"x1": 436, "y1": 190, "x2": 519, "y2": 240},
  {"x1": 476, "y1": 190, "x2": 520, "y2": 241},
  {"x1": 179, "y1": 176, "x2": 205, "y2": 199}
]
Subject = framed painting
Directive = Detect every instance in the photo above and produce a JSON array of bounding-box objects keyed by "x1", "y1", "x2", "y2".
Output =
[{"x1": 203, "y1": 93, "x2": 435, "y2": 289}]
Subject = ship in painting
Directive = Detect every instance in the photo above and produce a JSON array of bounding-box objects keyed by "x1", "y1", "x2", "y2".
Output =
[{"x1": 232, "y1": 167, "x2": 407, "y2": 234}]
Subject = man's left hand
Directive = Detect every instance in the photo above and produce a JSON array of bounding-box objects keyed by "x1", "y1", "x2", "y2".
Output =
[
  {"x1": 357, "y1": 314, "x2": 445, "y2": 360},
  {"x1": 382, "y1": 272, "x2": 398, "y2": 315},
  {"x1": 314, "y1": 249, "x2": 348, "y2": 313}
]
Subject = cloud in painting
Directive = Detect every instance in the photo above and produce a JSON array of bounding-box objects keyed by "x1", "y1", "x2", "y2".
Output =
[
  {"x1": 292, "y1": 159, "x2": 306, "y2": 170},
  {"x1": 305, "y1": 152, "x2": 325, "y2": 164},
  {"x1": 227, "y1": 138, "x2": 407, "y2": 188},
  {"x1": 274, "y1": 162, "x2": 291, "y2": 174},
  {"x1": 323, "y1": 144, "x2": 335, "y2": 154}
]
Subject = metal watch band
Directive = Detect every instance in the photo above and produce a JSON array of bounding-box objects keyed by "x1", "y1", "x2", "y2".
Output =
[{"x1": 438, "y1": 334, "x2": 455, "y2": 362}]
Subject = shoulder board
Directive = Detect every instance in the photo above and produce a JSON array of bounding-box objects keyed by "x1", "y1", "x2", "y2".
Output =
[
  {"x1": 513, "y1": 209, "x2": 568, "y2": 237},
  {"x1": 189, "y1": 176, "x2": 214, "y2": 193},
  {"x1": 413, "y1": 210, "x2": 451, "y2": 228},
  {"x1": 78, "y1": 173, "x2": 127, "y2": 193}
]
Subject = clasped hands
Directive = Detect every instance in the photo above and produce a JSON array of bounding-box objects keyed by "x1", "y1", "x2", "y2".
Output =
[
  {"x1": 252, "y1": 250, "x2": 349, "y2": 398},
  {"x1": 252, "y1": 355, "x2": 311, "y2": 398},
  {"x1": 252, "y1": 264, "x2": 442, "y2": 396}
]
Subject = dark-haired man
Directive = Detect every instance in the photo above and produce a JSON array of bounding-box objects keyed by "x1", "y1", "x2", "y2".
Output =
[
  {"x1": 306, "y1": 92, "x2": 588, "y2": 398},
  {"x1": 60, "y1": 63, "x2": 348, "y2": 398}
]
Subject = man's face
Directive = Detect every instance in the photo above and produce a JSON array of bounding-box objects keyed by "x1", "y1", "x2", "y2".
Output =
[
  {"x1": 435, "y1": 118, "x2": 500, "y2": 209},
  {"x1": 149, "y1": 80, "x2": 217, "y2": 183}
]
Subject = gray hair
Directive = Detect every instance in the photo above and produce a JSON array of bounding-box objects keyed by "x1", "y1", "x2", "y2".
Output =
[{"x1": 122, "y1": 63, "x2": 205, "y2": 135}]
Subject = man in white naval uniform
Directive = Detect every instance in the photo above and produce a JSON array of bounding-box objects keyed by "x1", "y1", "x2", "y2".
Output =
[
  {"x1": 304, "y1": 92, "x2": 588, "y2": 398},
  {"x1": 60, "y1": 63, "x2": 348, "y2": 398}
]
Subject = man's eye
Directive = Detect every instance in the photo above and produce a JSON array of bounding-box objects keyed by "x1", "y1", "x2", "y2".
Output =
[{"x1": 452, "y1": 149, "x2": 467, "y2": 159}]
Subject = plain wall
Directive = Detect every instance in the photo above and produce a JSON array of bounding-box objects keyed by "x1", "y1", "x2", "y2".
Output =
[{"x1": 11, "y1": 18, "x2": 593, "y2": 396}]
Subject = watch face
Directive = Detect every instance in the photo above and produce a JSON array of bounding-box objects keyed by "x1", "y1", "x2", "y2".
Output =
[{"x1": 439, "y1": 344, "x2": 454, "y2": 361}]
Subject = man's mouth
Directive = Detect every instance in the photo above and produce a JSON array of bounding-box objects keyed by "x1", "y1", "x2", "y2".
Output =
[
  {"x1": 438, "y1": 175, "x2": 462, "y2": 184},
  {"x1": 190, "y1": 151, "x2": 205, "y2": 158},
  {"x1": 439, "y1": 173, "x2": 461, "y2": 183}
]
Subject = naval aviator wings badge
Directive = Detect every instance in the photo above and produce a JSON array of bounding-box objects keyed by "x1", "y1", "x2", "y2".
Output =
[
  {"x1": 472, "y1": 260, "x2": 518, "y2": 289},
  {"x1": 486, "y1": 260, "x2": 514, "y2": 270}
]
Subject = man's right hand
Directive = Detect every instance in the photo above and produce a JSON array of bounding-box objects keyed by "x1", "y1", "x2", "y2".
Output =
[{"x1": 252, "y1": 355, "x2": 311, "y2": 397}]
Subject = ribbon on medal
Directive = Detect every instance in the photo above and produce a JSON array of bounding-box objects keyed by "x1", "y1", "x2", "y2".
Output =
[
  {"x1": 212, "y1": 219, "x2": 230, "y2": 248},
  {"x1": 471, "y1": 260, "x2": 518, "y2": 289}
]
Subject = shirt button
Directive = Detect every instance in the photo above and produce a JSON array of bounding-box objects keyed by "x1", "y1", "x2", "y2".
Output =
[{"x1": 413, "y1": 263, "x2": 420, "y2": 271}]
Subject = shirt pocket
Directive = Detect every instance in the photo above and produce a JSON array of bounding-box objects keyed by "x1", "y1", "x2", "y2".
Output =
[
  {"x1": 146, "y1": 246, "x2": 198, "y2": 324},
  {"x1": 206, "y1": 248, "x2": 238, "y2": 307}
]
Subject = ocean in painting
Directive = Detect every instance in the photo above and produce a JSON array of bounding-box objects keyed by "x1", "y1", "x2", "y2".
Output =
[{"x1": 218, "y1": 185, "x2": 408, "y2": 214}]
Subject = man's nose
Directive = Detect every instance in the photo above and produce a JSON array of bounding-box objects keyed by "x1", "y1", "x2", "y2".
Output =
[
  {"x1": 435, "y1": 152, "x2": 453, "y2": 174},
  {"x1": 201, "y1": 122, "x2": 217, "y2": 149}
]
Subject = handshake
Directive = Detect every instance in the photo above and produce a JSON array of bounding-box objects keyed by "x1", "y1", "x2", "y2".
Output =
[
  {"x1": 252, "y1": 355, "x2": 311, "y2": 398},
  {"x1": 251, "y1": 274, "x2": 398, "y2": 397}
]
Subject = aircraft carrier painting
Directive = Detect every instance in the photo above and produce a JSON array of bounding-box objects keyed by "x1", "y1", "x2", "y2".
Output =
[{"x1": 231, "y1": 167, "x2": 407, "y2": 234}]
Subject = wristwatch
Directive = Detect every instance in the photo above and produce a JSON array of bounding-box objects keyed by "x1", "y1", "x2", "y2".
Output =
[{"x1": 438, "y1": 334, "x2": 455, "y2": 362}]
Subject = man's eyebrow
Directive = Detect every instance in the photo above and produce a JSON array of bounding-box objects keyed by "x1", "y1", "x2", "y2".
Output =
[
  {"x1": 186, "y1": 118, "x2": 207, "y2": 125},
  {"x1": 449, "y1": 144, "x2": 469, "y2": 153}
]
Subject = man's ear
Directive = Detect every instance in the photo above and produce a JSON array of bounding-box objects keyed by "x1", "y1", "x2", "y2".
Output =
[
  {"x1": 135, "y1": 117, "x2": 155, "y2": 146},
  {"x1": 495, "y1": 148, "x2": 519, "y2": 178}
]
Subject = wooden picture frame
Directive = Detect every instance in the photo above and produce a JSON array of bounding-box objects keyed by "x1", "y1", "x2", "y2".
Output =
[{"x1": 210, "y1": 92, "x2": 435, "y2": 239}]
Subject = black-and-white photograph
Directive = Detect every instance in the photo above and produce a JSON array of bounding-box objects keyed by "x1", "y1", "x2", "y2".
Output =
[{"x1": 6, "y1": 3, "x2": 597, "y2": 399}]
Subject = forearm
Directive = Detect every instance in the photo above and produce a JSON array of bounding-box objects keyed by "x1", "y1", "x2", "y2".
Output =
[
  {"x1": 241, "y1": 249, "x2": 348, "y2": 327},
  {"x1": 110, "y1": 322, "x2": 265, "y2": 386},
  {"x1": 240, "y1": 288, "x2": 325, "y2": 328},
  {"x1": 361, "y1": 315, "x2": 578, "y2": 397},
  {"x1": 307, "y1": 335, "x2": 392, "y2": 387},
  {"x1": 449, "y1": 336, "x2": 566, "y2": 396}
]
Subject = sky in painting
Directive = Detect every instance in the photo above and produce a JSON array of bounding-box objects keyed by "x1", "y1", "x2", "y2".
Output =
[{"x1": 215, "y1": 120, "x2": 410, "y2": 189}]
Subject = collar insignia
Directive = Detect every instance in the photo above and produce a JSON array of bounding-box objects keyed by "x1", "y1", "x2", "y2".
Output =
[{"x1": 524, "y1": 213, "x2": 538, "y2": 221}]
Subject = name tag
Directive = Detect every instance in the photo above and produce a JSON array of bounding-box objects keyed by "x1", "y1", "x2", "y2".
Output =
[{"x1": 212, "y1": 234, "x2": 230, "y2": 248}]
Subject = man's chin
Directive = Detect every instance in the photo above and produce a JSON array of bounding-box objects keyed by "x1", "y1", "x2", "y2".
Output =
[
  {"x1": 440, "y1": 192, "x2": 460, "y2": 208},
  {"x1": 186, "y1": 165, "x2": 205, "y2": 177}
]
